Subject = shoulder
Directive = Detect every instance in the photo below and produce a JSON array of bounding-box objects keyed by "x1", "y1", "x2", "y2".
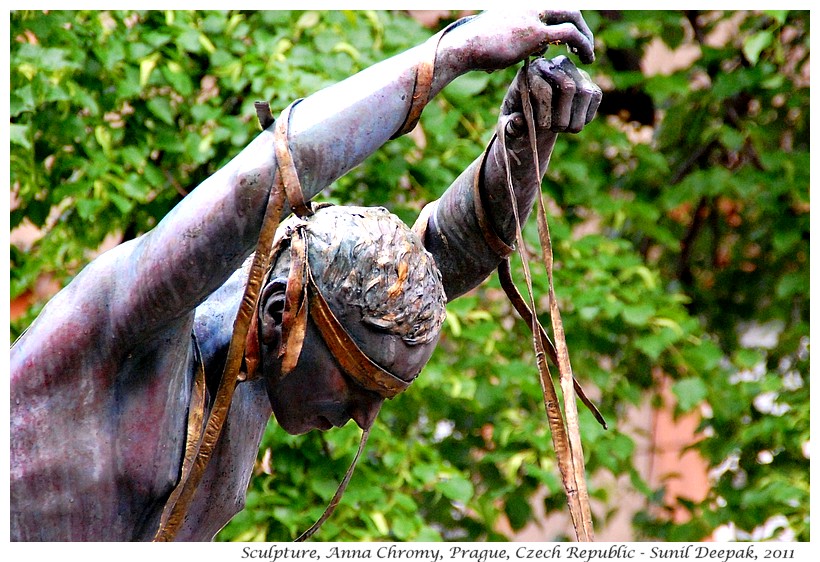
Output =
[
  {"x1": 10, "y1": 249, "x2": 120, "y2": 390},
  {"x1": 11, "y1": 239, "x2": 184, "y2": 386}
]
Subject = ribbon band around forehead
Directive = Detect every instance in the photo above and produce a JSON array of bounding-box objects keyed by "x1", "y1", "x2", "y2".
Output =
[{"x1": 276, "y1": 223, "x2": 413, "y2": 400}]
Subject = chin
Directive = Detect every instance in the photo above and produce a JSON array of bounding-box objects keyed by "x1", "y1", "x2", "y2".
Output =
[
  {"x1": 269, "y1": 405, "x2": 306, "y2": 435},
  {"x1": 271, "y1": 408, "x2": 334, "y2": 435},
  {"x1": 274, "y1": 416, "x2": 314, "y2": 435}
]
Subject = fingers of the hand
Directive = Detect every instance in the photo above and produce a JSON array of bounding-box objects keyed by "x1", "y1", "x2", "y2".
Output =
[
  {"x1": 503, "y1": 64, "x2": 554, "y2": 129},
  {"x1": 504, "y1": 112, "x2": 527, "y2": 139},
  {"x1": 537, "y1": 56, "x2": 602, "y2": 133},
  {"x1": 502, "y1": 55, "x2": 601, "y2": 136},
  {"x1": 534, "y1": 59, "x2": 575, "y2": 132},
  {"x1": 524, "y1": 66, "x2": 554, "y2": 130},
  {"x1": 538, "y1": 11, "x2": 595, "y2": 63},
  {"x1": 557, "y1": 62, "x2": 602, "y2": 133},
  {"x1": 578, "y1": 68, "x2": 603, "y2": 126},
  {"x1": 540, "y1": 10, "x2": 594, "y2": 47}
]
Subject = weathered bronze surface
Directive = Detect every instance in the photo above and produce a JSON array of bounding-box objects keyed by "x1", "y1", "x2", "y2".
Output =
[{"x1": 10, "y1": 10, "x2": 600, "y2": 541}]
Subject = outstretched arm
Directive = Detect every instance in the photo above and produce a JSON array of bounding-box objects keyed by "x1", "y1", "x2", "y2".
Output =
[
  {"x1": 284, "y1": 10, "x2": 595, "y2": 196},
  {"x1": 417, "y1": 55, "x2": 602, "y2": 300}
]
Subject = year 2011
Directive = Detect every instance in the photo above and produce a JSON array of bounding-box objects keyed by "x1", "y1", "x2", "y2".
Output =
[{"x1": 763, "y1": 549, "x2": 794, "y2": 559}]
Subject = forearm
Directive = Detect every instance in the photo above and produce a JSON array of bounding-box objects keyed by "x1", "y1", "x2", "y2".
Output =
[
  {"x1": 419, "y1": 52, "x2": 601, "y2": 301},
  {"x1": 481, "y1": 128, "x2": 558, "y2": 251},
  {"x1": 283, "y1": 31, "x2": 468, "y2": 197},
  {"x1": 420, "y1": 129, "x2": 557, "y2": 301}
]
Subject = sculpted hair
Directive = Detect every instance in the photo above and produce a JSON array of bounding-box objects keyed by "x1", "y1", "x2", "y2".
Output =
[{"x1": 272, "y1": 205, "x2": 447, "y2": 346}]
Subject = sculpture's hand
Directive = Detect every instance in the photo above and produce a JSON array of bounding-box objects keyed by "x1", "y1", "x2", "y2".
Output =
[
  {"x1": 501, "y1": 55, "x2": 602, "y2": 145},
  {"x1": 445, "y1": 10, "x2": 595, "y2": 72}
]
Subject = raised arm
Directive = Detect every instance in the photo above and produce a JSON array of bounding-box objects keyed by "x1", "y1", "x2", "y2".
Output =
[
  {"x1": 417, "y1": 55, "x2": 602, "y2": 300},
  {"x1": 111, "y1": 10, "x2": 597, "y2": 340},
  {"x1": 284, "y1": 10, "x2": 595, "y2": 195}
]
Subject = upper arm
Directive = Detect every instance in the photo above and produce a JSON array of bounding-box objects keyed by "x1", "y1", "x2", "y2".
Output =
[{"x1": 109, "y1": 135, "x2": 279, "y2": 341}]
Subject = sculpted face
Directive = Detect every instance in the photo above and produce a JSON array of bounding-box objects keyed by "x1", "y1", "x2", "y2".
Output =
[{"x1": 258, "y1": 277, "x2": 439, "y2": 435}]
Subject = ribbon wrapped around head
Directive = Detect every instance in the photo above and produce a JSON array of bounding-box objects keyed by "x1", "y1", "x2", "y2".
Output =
[{"x1": 248, "y1": 204, "x2": 447, "y2": 398}]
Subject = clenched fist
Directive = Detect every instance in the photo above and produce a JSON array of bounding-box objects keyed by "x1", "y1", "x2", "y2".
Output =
[{"x1": 502, "y1": 55, "x2": 602, "y2": 140}]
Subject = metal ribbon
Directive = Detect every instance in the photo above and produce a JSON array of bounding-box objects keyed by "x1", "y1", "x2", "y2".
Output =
[
  {"x1": 153, "y1": 169, "x2": 287, "y2": 542},
  {"x1": 154, "y1": 89, "x2": 418, "y2": 541},
  {"x1": 153, "y1": 100, "x2": 298, "y2": 541},
  {"x1": 478, "y1": 59, "x2": 598, "y2": 542},
  {"x1": 390, "y1": 16, "x2": 475, "y2": 139}
]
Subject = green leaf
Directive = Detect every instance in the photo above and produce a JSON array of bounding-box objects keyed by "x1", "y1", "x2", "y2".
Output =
[
  {"x1": 415, "y1": 527, "x2": 443, "y2": 541},
  {"x1": 633, "y1": 327, "x2": 679, "y2": 360},
  {"x1": 10, "y1": 85, "x2": 35, "y2": 116},
  {"x1": 144, "y1": 31, "x2": 172, "y2": 48},
  {"x1": 775, "y1": 271, "x2": 805, "y2": 300},
  {"x1": 116, "y1": 66, "x2": 142, "y2": 98},
  {"x1": 436, "y1": 476, "x2": 473, "y2": 503},
  {"x1": 446, "y1": 73, "x2": 491, "y2": 102},
  {"x1": 719, "y1": 126, "x2": 745, "y2": 151},
  {"x1": 369, "y1": 511, "x2": 389, "y2": 536},
  {"x1": 161, "y1": 62, "x2": 194, "y2": 96},
  {"x1": 410, "y1": 463, "x2": 437, "y2": 484},
  {"x1": 609, "y1": 433, "x2": 635, "y2": 461},
  {"x1": 733, "y1": 348, "x2": 763, "y2": 370},
  {"x1": 10, "y1": 124, "x2": 31, "y2": 149},
  {"x1": 76, "y1": 198, "x2": 104, "y2": 220},
  {"x1": 743, "y1": 31, "x2": 773, "y2": 65},
  {"x1": 763, "y1": 11, "x2": 789, "y2": 25},
  {"x1": 684, "y1": 339, "x2": 723, "y2": 372},
  {"x1": 505, "y1": 493, "x2": 532, "y2": 530},
  {"x1": 308, "y1": 478, "x2": 339, "y2": 500},
  {"x1": 672, "y1": 378, "x2": 708, "y2": 412},
  {"x1": 146, "y1": 97, "x2": 176, "y2": 126},
  {"x1": 94, "y1": 126, "x2": 112, "y2": 155},
  {"x1": 296, "y1": 11, "x2": 321, "y2": 31},
  {"x1": 109, "y1": 193, "x2": 135, "y2": 214},
  {"x1": 176, "y1": 29, "x2": 203, "y2": 53},
  {"x1": 198, "y1": 33, "x2": 216, "y2": 54},
  {"x1": 140, "y1": 54, "x2": 160, "y2": 87},
  {"x1": 390, "y1": 512, "x2": 416, "y2": 540},
  {"x1": 622, "y1": 303, "x2": 655, "y2": 326},
  {"x1": 19, "y1": 44, "x2": 80, "y2": 72}
]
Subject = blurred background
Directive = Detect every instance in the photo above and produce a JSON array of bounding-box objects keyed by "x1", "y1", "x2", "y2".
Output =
[{"x1": 9, "y1": 10, "x2": 809, "y2": 541}]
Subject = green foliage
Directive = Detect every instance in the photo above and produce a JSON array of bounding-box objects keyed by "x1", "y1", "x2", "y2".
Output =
[{"x1": 11, "y1": 10, "x2": 809, "y2": 541}]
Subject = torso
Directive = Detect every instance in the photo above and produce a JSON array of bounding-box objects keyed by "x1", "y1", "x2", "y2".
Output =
[{"x1": 10, "y1": 280, "x2": 272, "y2": 541}]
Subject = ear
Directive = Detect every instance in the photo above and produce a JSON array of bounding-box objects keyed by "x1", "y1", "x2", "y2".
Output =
[{"x1": 259, "y1": 277, "x2": 288, "y2": 346}]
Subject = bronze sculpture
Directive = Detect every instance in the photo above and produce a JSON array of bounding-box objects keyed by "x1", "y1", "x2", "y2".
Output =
[{"x1": 11, "y1": 10, "x2": 601, "y2": 541}]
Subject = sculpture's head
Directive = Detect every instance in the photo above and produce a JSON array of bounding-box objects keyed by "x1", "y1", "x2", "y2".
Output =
[{"x1": 255, "y1": 205, "x2": 447, "y2": 434}]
